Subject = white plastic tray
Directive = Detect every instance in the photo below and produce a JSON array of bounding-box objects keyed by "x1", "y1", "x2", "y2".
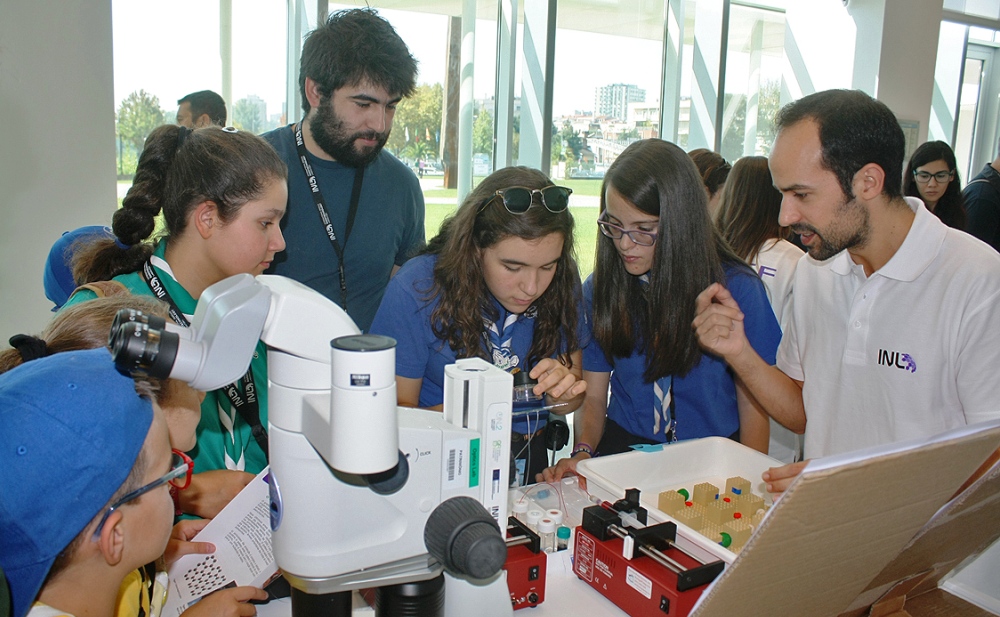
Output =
[{"x1": 576, "y1": 437, "x2": 781, "y2": 565}]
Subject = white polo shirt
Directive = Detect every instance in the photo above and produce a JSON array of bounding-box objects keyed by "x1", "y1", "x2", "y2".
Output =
[
  {"x1": 752, "y1": 238, "x2": 805, "y2": 332},
  {"x1": 776, "y1": 197, "x2": 1000, "y2": 459},
  {"x1": 753, "y1": 238, "x2": 806, "y2": 463}
]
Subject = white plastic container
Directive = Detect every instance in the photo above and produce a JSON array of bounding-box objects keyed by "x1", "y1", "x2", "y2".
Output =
[{"x1": 576, "y1": 437, "x2": 780, "y2": 565}]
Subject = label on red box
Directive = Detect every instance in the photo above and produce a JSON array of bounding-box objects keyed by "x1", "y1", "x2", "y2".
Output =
[{"x1": 574, "y1": 532, "x2": 595, "y2": 583}]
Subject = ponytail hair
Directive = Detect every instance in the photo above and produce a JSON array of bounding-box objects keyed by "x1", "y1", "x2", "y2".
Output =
[
  {"x1": 0, "y1": 294, "x2": 169, "y2": 375},
  {"x1": 73, "y1": 125, "x2": 287, "y2": 284}
]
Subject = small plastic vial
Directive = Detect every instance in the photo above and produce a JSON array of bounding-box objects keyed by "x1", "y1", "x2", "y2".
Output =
[
  {"x1": 556, "y1": 526, "x2": 571, "y2": 551},
  {"x1": 546, "y1": 509, "x2": 564, "y2": 526},
  {"x1": 537, "y1": 517, "x2": 557, "y2": 553},
  {"x1": 512, "y1": 370, "x2": 543, "y2": 403},
  {"x1": 526, "y1": 509, "x2": 544, "y2": 533},
  {"x1": 512, "y1": 499, "x2": 529, "y2": 524}
]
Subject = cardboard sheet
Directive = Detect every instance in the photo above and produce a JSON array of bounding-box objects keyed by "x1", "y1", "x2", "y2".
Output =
[{"x1": 688, "y1": 421, "x2": 1000, "y2": 617}]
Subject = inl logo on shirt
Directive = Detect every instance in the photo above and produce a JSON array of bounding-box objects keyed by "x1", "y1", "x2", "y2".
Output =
[
  {"x1": 877, "y1": 349, "x2": 916, "y2": 373},
  {"x1": 757, "y1": 265, "x2": 777, "y2": 278}
]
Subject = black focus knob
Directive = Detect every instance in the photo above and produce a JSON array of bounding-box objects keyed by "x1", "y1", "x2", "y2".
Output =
[{"x1": 423, "y1": 496, "x2": 507, "y2": 579}]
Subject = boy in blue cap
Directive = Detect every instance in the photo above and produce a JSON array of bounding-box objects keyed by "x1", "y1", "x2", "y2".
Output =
[{"x1": 0, "y1": 348, "x2": 178, "y2": 617}]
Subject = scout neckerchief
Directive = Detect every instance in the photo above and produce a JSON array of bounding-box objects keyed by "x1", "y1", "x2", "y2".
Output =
[
  {"x1": 484, "y1": 305, "x2": 536, "y2": 372},
  {"x1": 638, "y1": 274, "x2": 676, "y2": 442},
  {"x1": 293, "y1": 122, "x2": 365, "y2": 312},
  {"x1": 142, "y1": 256, "x2": 268, "y2": 460}
]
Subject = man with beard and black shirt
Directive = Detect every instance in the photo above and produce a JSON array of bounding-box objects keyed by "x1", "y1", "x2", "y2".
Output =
[{"x1": 262, "y1": 8, "x2": 424, "y2": 332}]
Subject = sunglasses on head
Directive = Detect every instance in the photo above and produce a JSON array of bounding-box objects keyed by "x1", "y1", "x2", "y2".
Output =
[{"x1": 489, "y1": 185, "x2": 573, "y2": 214}]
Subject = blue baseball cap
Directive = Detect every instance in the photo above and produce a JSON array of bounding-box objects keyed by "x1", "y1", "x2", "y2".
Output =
[
  {"x1": 42, "y1": 226, "x2": 114, "y2": 311},
  {"x1": 0, "y1": 348, "x2": 153, "y2": 617}
]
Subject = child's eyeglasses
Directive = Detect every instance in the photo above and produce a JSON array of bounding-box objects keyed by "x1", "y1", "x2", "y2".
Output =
[
  {"x1": 92, "y1": 449, "x2": 193, "y2": 538},
  {"x1": 489, "y1": 185, "x2": 573, "y2": 214}
]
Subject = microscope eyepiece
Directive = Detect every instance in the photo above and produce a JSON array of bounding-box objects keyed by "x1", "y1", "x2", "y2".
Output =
[{"x1": 109, "y1": 320, "x2": 180, "y2": 379}]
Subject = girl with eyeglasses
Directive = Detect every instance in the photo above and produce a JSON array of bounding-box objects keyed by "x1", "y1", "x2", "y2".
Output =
[
  {"x1": 0, "y1": 294, "x2": 268, "y2": 615},
  {"x1": 903, "y1": 140, "x2": 967, "y2": 230},
  {"x1": 540, "y1": 139, "x2": 781, "y2": 483},
  {"x1": 370, "y1": 166, "x2": 587, "y2": 486},
  {"x1": 64, "y1": 125, "x2": 288, "y2": 522}
]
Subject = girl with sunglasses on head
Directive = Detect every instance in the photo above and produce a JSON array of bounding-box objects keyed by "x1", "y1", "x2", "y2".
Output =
[
  {"x1": 539, "y1": 139, "x2": 780, "y2": 483},
  {"x1": 64, "y1": 125, "x2": 288, "y2": 522},
  {"x1": 903, "y1": 140, "x2": 967, "y2": 230},
  {"x1": 370, "y1": 166, "x2": 587, "y2": 486}
]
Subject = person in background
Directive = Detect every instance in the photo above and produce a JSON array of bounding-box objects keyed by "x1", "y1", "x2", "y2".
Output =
[
  {"x1": 1, "y1": 295, "x2": 267, "y2": 616},
  {"x1": 370, "y1": 166, "x2": 587, "y2": 486},
  {"x1": 65, "y1": 124, "x2": 287, "y2": 520},
  {"x1": 963, "y1": 138, "x2": 1000, "y2": 252},
  {"x1": 540, "y1": 139, "x2": 780, "y2": 483},
  {"x1": 715, "y1": 155, "x2": 804, "y2": 464},
  {"x1": 262, "y1": 8, "x2": 424, "y2": 332},
  {"x1": 176, "y1": 90, "x2": 227, "y2": 128},
  {"x1": 688, "y1": 148, "x2": 731, "y2": 221},
  {"x1": 694, "y1": 89, "x2": 1000, "y2": 498},
  {"x1": 903, "y1": 140, "x2": 966, "y2": 230}
]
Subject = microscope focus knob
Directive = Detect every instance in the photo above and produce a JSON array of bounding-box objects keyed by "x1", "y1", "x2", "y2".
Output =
[{"x1": 424, "y1": 496, "x2": 507, "y2": 580}]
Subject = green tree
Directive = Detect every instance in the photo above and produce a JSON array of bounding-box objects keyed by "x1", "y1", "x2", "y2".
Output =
[
  {"x1": 117, "y1": 89, "x2": 165, "y2": 164},
  {"x1": 560, "y1": 120, "x2": 584, "y2": 171},
  {"x1": 473, "y1": 109, "x2": 493, "y2": 155},
  {"x1": 232, "y1": 96, "x2": 266, "y2": 133},
  {"x1": 388, "y1": 83, "x2": 443, "y2": 158},
  {"x1": 721, "y1": 80, "x2": 782, "y2": 160}
]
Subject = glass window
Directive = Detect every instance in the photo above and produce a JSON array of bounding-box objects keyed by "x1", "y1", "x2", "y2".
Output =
[
  {"x1": 113, "y1": 0, "x2": 286, "y2": 193},
  {"x1": 719, "y1": 4, "x2": 786, "y2": 161}
]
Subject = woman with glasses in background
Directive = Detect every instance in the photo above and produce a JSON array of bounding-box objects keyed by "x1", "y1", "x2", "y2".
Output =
[
  {"x1": 539, "y1": 139, "x2": 780, "y2": 483},
  {"x1": 370, "y1": 166, "x2": 586, "y2": 485},
  {"x1": 904, "y1": 141, "x2": 967, "y2": 230}
]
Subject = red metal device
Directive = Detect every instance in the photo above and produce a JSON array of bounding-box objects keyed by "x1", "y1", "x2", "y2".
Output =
[
  {"x1": 504, "y1": 517, "x2": 547, "y2": 610},
  {"x1": 572, "y1": 490, "x2": 724, "y2": 617}
]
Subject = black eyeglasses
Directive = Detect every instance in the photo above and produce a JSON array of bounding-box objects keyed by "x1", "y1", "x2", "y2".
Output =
[
  {"x1": 489, "y1": 186, "x2": 573, "y2": 214},
  {"x1": 597, "y1": 215, "x2": 658, "y2": 246},
  {"x1": 92, "y1": 449, "x2": 192, "y2": 538},
  {"x1": 913, "y1": 170, "x2": 954, "y2": 184}
]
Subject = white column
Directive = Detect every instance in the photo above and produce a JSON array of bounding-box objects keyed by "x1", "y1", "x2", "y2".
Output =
[
  {"x1": 458, "y1": 0, "x2": 477, "y2": 204},
  {"x1": 0, "y1": 0, "x2": 117, "y2": 335}
]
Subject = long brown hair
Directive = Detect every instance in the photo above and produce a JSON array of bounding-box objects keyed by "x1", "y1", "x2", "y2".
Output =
[
  {"x1": 594, "y1": 139, "x2": 744, "y2": 381},
  {"x1": 72, "y1": 125, "x2": 287, "y2": 284},
  {"x1": 424, "y1": 166, "x2": 580, "y2": 368},
  {"x1": 716, "y1": 156, "x2": 788, "y2": 262}
]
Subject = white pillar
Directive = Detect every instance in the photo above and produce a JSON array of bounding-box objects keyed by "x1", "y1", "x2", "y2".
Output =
[{"x1": 0, "y1": 0, "x2": 117, "y2": 335}]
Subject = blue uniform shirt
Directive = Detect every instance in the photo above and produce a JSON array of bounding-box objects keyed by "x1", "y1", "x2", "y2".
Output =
[
  {"x1": 370, "y1": 254, "x2": 587, "y2": 433},
  {"x1": 583, "y1": 263, "x2": 781, "y2": 442}
]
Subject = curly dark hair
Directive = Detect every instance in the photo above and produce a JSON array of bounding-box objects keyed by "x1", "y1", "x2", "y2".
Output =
[
  {"x1": 72, "y1": 125, "x2": 287, "y2": 284},
  {"x1": 903, "y1": 140, "x2": 967, "y2": 229},
  {"x1": 299, "y1": 8, "x2": 418, "y2": 115},
  {"x1": 594, "y1": 139, "x2": 744, "y2": 382},
  {"x1": 423, "y1": 166, "x2": 581, "y2": 369}
]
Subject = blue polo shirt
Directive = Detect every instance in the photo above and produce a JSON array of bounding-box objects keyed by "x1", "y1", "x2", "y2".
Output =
[{"x1": 583, "y1": 263, "x2": 781, "y2": 442}]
